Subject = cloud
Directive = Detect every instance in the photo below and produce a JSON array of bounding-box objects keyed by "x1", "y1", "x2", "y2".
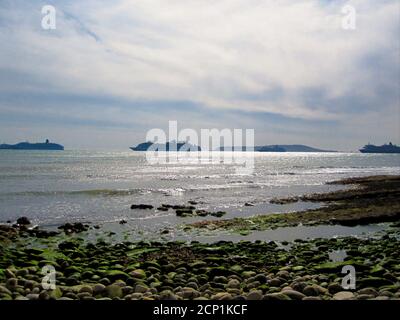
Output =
[{"x1": 0, "y1": 0, "x2": 399, "y2": 149}]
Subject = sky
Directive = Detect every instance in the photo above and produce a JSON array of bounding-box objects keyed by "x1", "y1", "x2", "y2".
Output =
[{"x1": 0, "y1": 0, "x2": 399, "y2": 151}]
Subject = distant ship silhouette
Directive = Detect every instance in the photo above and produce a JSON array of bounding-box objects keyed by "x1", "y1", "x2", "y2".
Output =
[
  {"x1": 359, "y1": 142, "x2": 400, "y2": 153},
  {"x1": 130, "y1": 141, "x2": 201, "y2": 151},
  {"x1": 0, "y1": 139, "x2": 64, "y2": 150}
]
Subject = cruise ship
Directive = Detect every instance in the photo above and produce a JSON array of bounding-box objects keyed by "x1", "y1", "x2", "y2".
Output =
[
  {"x1": 0, "y1": 139, "x2": 64, "y2": 150},
  {"x1": 359, "y1": 142, "x2": 400, "y2": 153}
]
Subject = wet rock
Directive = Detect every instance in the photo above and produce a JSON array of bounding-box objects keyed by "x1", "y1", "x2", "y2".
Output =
[
  {"x1": 210, "y1": 211, "x2": 226, "y2": 218},
  {"x1": 157, "y1": 207, "x2": 169, "y2": 211},
  {"x1": 176, "y1": 209, "x2": 193, "y2": 217},
  {"x1": 17, "y1": 217, "x2": 31, "y2": 225},
  {"x1": 130, "y1": 204, "x2": 154, "y2": 210},
  {"x1": 119, "y1": 220, "x2": 127, "y2": 225},
  {"x1": 58, "y1": 222, "x2": 89, "y2": 234}
]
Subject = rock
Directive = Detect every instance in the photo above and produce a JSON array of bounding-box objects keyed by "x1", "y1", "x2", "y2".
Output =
[
  {"x1": 212, "y1": 292, "x2": 233, "y2": 300},
  {"x1": 244, "y1": 203, "x2": 254, "y2": 207},
  {"x1": 58, "y1": 222, "x2": 89, "y2": 234},
  {"x1": 210, "y1": 211, "x2": 226, "y2": 218},
  {"x1": 246, "y1": 290, "x2": 263, "y2": 300},
  {"x1": 93, "y1": 284, "x2": 106, "y2": 295},
  {"x1": 254, "y1": 274, "x2": 268, "y2": 283},
  {"x1": 157, "y1": 207, "x2": 169, "y2": 211},
  {"x1": 78, "y1": 285, "x2": 93, "y2": 295},
  {"x1": 39, "y1": 291, "x2": 50, "y2": 300},
  {"x1": 119, "y1": 220, "x2": 127, "y2": 225},
  {"x1": 105, "y1": 284, "x2": 123, "y2": 299},
  {"x1": 17, "y1": 217, "x2": 31, "y2": 225},
  {"x1": 281, "y1": 289, "x2": 306, "y2": 300},
  {"x1": 241, "y1": 271, "x2": 256, "y2": 279},
  {"x1": 276, "y1": 270, "x2": 290, "y2": 279},
  {"x1": 159, "y1": 290, "x2": 178, "y2": 300},
  {"x1": 77, "y1": 292, "x2": 92, "y2": 299},
  {"x1": 6, "y1": 278, "x2": 18, "y2": 289},
  {"x1": 358, "y1": 277, "x2": 393, "y2": 288},
  {"x1": 130, "y1": 204, "x2": 154, "y2": 210},
  {"x1": 302, "y1": 296, "x2": 322, "y2": 300},
  {"x1": 379, "y1": 291, "x2": 393, "y2": 297},
  {"x1": 291, "y1": 281, "x2": 307, "y2": 293},
  {"x1": 263, "y1": 293, "x2": 291, "y2": 300},
  {"x1": 135, "y1": 284, "x2": 148, "y2": 293},
  {"x1": 176, "y1": 209, "x2": 193, "y2": 217},
  {"x1": 358, "y1": 287, "x2": 378, "y2": 296},
  {"x1": 226, "y1": 279, "x2": 241, "y2": 289},
  {"x1": 328, "y1": 283, "x2": 343, "y2": 294},
  {"x1": 356, "y1": 294, "x2": 375, "y2": 300},
  {"x1": 181, "y1": 287, "x2": 200, "y2": 299},
  {"x1": 371, "y1": 296, "x2": 390, "y2": 300},
  {"x1": 5, "y1": 269, "x2": 16, "y2": 279},
  {"x1": 130, "y1": 269, "x2": 146, "y2": 279},
  {"x1": 0, "y1": 285, "x2": 12, "y2": 296},
  {"x1": 106, "y1": 270, "x2": 129, "y2": 281},
  {"x1": 26, "y1": 293, "x2": 39, "y2": 300},
  {"x1": 303, "y1": 284, "x2": 327, "y2": 296},
  {"x1": 268, "y1": 278, "x2": 282, "y2": 287},
  {"x1": 333, "y1": 291, "x2": 355, "y2": 300}
]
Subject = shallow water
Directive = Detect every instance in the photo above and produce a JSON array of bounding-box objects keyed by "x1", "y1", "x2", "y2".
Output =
[{"x1": 0, "y1": 150, "x2": 399, "y2": 241}]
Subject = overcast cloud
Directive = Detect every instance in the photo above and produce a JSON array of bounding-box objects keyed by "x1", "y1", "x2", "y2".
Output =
[{"x1": 0, "y1": 0, "x2": 399, "y2": 150}]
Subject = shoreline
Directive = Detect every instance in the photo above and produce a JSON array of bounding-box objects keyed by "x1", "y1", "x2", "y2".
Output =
[
  {"x1": 185, "y1": 175, "x2": 400, "y2": 234},
  {"x1": 0, "y1": 175, "x2": 399, "y2": 300}
]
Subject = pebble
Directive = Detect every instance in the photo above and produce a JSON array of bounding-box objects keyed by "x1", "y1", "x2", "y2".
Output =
[
  {"x1": 333, "y1": 291, "x2": 355, "y2": 300},
  {"x1": 226, "y1": 279, "x2": 241, "y2": 289},
  {"x1": 358, "y1": 287, "x2": 378, "y2": 296},
  {"x1": 281, "y1": 289, "x2": 306, "y2": 300},
  {"x1": 246, "y1": 290, "x2": 263, "y2": 300},
  {"x1": 135, "y1": 284, "x2": 148, "y2": 294}
]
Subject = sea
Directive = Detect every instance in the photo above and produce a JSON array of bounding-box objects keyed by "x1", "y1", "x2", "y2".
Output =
[{"x1": 0, "y1": 150, "x2": 399, "y2": 242}]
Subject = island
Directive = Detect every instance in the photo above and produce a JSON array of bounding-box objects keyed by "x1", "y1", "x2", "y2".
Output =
[
  {"x1": 0, "y1": 139, "x2": 64, "y2": 151},
  {"x1": 219, "y1": 144, "x2": 336, "y2": 152}
]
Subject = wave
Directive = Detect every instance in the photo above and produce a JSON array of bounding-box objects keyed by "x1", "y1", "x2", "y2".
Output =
[{"x1": 6, "y1": 189, "x2": 143, "y2": 197}]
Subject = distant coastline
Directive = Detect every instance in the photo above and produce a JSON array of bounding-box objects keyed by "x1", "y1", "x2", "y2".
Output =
[{"x1": 218, "y1": 144, "x2": 337, "y2": 152}]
